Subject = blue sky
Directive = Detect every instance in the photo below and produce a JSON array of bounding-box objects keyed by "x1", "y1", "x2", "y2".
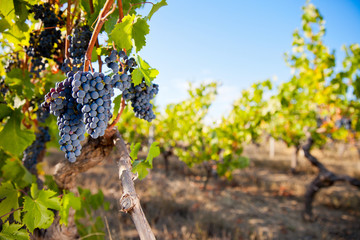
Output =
[{"x1": 136, "y1": 0, "x2": 360, "y2": 121}]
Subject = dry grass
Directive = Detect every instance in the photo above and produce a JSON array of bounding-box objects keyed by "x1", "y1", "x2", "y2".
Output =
[{"x1": 44, "y1": 140, "x2": 360, "y2": 240}]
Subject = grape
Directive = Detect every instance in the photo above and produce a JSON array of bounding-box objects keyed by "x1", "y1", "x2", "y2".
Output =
[
  {"x1": 123, "y1": 81, "x2": 159, "y2": 122},
  {"x1": 26, "y1": 3, "x2": 64, "y2": 77},
  {"x1": 42, "y1": 74, "x2": 85, "y2": 162},
  {"x1": 62, "y1": 25, "x2": 92, "y2": 73},
  {"x1": 22, "y1": 127, "x2": 51, "y2": 171}
]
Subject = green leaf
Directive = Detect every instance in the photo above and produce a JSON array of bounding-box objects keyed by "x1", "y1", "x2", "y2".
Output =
[
  {"x1": 0, "y1": 182, "x2": 20, "y2": 222},
  {"x1": 14, "y1": 0, "x2": 29, "y2": 23},
  {"x1": 112, "y1": 94, "x2": 122, "y2": 121},
  {"x1": 0, "y1": 0, "x2": 16, "y2": 20},
  {"x1": 146, "y1": 142, "x2": 160, "y2": 167},
  {"x1": 132, "y1": 55, "x2": 159, "y2": 86},
  {"x1": 147, "y1": 0, "x2": 167, "y2": 20},
  {"x1": 132, "y1": 160, "x2": 150, "y2": 180},
  {"x1": 109, "y1": 14, "x2": 135, "y2": 51},
  {"x1": 1, "y1": 159, "x2": 32, "y2": 188},
  {"x1": 132, "y1": 18, "x2": 149, "y2": 52},
  {"x1": 0, "y1": 104, "x2": 12, "y2": 120},
  {"x1": 0, "y1": 110, "x2": 35, "y2": 156},
  {"x1": 23, "y1": 189, "x2": 60, "y2": 233},
  {"x1": 104, "y1": 14, "x2": 118, "y2": 35},
  {"x1": 44, "y1": 175, "x2": 60, "y2": 194},
  {"x1": 5, "y1": 68, "x2": 34, "y2": 99},
  {"x1": 130, "y1": 142, "x2": 141, "y2": 161},
  {"x1": 59, "y1": 192, "x2": 81, "y2": 226},
  {"x1": 30, "y1": 183, "x2": 39, "y2": 199},
  {"x1": 0, "y1": 18, "x2": 11, "y2": 32},
  {"x1": 0, "y1": 222, "x2": 29, "y2": 240}
]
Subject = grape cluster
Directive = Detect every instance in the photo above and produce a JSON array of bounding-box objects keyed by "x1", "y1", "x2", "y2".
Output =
[
  {"x1": 42, "y1": 75, "x2": 85, "y2": 162},
  {"x1": 4, "y1": 54, "x2": 21, "y2": 73},
  {"x1": 26, "y1": 3, "x2": 64, "y2": 77},
  {"x1": 36, "y1": 104, "x2": 50, "y2": 123},
  {"x1": 22, "y1": 127, "x2": 51, "y2": 171},
  {"x1": 71, "y1": 71, "x2": 113, "y2": 138},
  {"x1": 105, "y1": 50, "x2": 134, "y2": 91},
  {"x1": 42, "y1": 71, "x2": 115, "y2": 162},
  {"x1": 61, "y1": 25, "x2": 92, "y2": 73},
  {"x1": 335, "y1": 118, "x2": 352, "y2": 130},
  {"x1": 123, "y1": 81, "x2": 159, "y2": 122},
  {"x1": 43, "y1": 50, "x2": 159, "y2": 161},
  {"x1": 0, "y1": 79, "x2": 9, "y2": 97}
]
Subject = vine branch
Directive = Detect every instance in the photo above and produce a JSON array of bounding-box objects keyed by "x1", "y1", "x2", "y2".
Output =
[
  {"x1": 127, "y1": 1, "x2": 154, "y2": 15},
  {"x1": 113, "y1": 130, "x2": 156, "y2": 240},
  {"x1": 84, "y1": 0, "x2": 115, "y2": 71},
  {"x1": 108, "y1": 97, "x2": 126, "y2": 130}
]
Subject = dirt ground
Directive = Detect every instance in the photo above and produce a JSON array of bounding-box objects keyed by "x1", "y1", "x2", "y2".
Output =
[{"x1": 44, "y1": 141, "x2": 360, "y2": 240}]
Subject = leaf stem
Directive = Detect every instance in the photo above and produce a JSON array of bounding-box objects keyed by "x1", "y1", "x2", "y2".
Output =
[{"x1": 0, "y1": 207, "x2": 23, "y2": 220}]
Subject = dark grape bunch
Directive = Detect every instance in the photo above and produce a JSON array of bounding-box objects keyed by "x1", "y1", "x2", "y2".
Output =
[
  {"x1": 123, "y1": 81, "x2": 159, "y2": 122},
  {"x1": 22, "y1": 127, "x2": 51, "y2": 171},
  {"x1": 104, "y1": 50, "x2": 158, "y2": 121},
  {"x1": 4, "y1": 54, "x2": 21, "y2": 73},
  {"x1": 43, "y1": 50, "x2": 159, "y2": 162},
  {"x1": 26, "y1": 3, "x2": 64, "y2": 77},
  {"x1": 71, "y1": 71, "x2": 113, "y2": 139},
  {"x1": 105, "y1": 50, "x2": 135, "y2": 91},
  {"x1": 42, "y1": 75, "x2": 85, "y2": 162},
  {"x1": 61, "y1": 25, "x2": 92, "y2": 73},
  {"x1": 335, "y1": 118, "x2": 352, "y2": 130},
  {"x1": 0, "y1": 79, "x2": 9, "y2": 98}
]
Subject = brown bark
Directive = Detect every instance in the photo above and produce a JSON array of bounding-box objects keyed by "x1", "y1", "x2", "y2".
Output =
[
  {"x1": 302, "y1": 137, "x2": 360, "y2": 221},
  {"x1": 53, "y1": 131, "x2": 115, "y2": 190},
  {"x1": 113, "y1": 131, "x2": 156, "y2": 240},
  {"x1": 290, "y1": 145, "x2": 300, "y2": 174}
]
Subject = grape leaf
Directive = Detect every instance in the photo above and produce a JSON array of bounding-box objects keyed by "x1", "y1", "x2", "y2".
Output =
[
  {"x1": 130, "y1": 142, "x2": 141, "y2": 161},
  {"x1": 59, "y1": 192, "x2": 81, "y2": 226},
  {"x1": 0, "y1": 222, "x2": 29, "y2": 240},
  {"x1": 0, "y1": 182, "x2": 20, "y2": 222},
  {"x1": 5, "y1": 68, "x2": 34, "y2": 99},
  {"x1": 23, "y1": 189, "x2": 60, "y2": 233},
  {"x1": 132, "y1": 160, "x2": 150, "y2": 180},
  {"x1": 1, "y1": 159, "x2": 32, "y2": 188},
  {"x1": 146, "y1": 142, "x2": 160, "y2": 167},
  {"x1": 147, "y1": 0, "x2": 167, "y2": 21},
  {"x1": 131, "y1": 142, "x2": 160, "y2": 180},
  {"x1": 112, "y1": 94, "x2": 122, "y2": 122},
  {"x1": 0, "y1": 18, "x2": 11, "y2": 32},
  {"x1": 110, "y1": 14, "x2": 135, "y2": 51},
  {"x1": 0, "y1": 0, "x2": 16, "y2": 21},
  {"x1": 0, "y1": 104, "x2": 12, "y2": 120},
  {"x1": 0, "y1": 110, "x2": 35, "y2": 156},
  {"x1": 132, "y1": 55, "x2": 159, "y2": 86},
  {"x1": 132, "y1": 18, "x2": 149, "y2": 52}
]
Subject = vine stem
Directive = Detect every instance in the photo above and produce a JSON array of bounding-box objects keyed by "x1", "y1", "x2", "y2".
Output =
[
  {"x1": 117, "y1": 0, "x2": 124, "y2": 23},
  {"x1": 113, "y1": 130, "x2": 156, "y2": 240},
  {"x1": 127, "y1": 1, "x2": 154, "y2": 15},
  {"x1": 84, "y1": 0, "x2": 115, "y2": 71},
  {"x1": 89, "y1": 0, "x2": 103, "y2": 72},
  {"x1": 107, "y1": 97, "x2": 126, "y2": 130},
  {"x1": 0, "y1": 207, "x2": 23, "y2": 220},
  {"x1": 65, "y1": 0, "x2": 71, "y2": 59}
]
